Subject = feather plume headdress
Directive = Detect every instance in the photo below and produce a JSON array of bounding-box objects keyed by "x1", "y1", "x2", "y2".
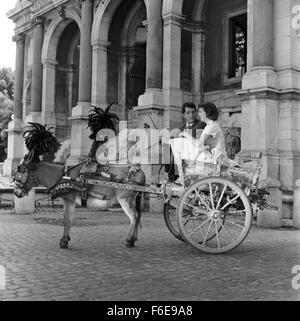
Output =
[
  {"x1": 87, "y1": 102, "x2": 119, "y2": 140},
  {"x1": 23, "y1": 122, "x2": 61, "y2": 162}
]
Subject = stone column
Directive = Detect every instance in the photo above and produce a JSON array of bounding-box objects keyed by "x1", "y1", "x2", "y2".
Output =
[
  {"x1": 3, "y1": 34, "x2": 26, "y2": 176},
  {"x1": 192, "y1": 23, "x2": 206, "y2": 106},
  {"x1": 134, "y1": 0, "x2": 164, "y2": 213},
  {"x1": 137, "y1": 0, "x2": 163, "y2": 119},
  {"x1": 78, "y1": 0, "x2": 93, "y2": 103},
  {"x1": 68, "y1": 0, "x2": 93, "y2": 165},
  {"x1": 91, "y1": 40, "x2": 110, "y2": 107},
  {"x1": 146, "y1": 0, "x2": 163, "y2": 89},
  {"x1": 161, "y1": 12, "x2": 184, "y2": 130},
  {"x1": 41, "y1": 59, "x2": 57, "y2": 132},
  {"x1": 29, "y1": 17, "x2": 44, "y2": 121},
  {"x1": 243, "y1": 0, "x2": 276, "y2": 90},
  {"x1": 237, "y1": 0, "x2": 282, "y2": 226}
]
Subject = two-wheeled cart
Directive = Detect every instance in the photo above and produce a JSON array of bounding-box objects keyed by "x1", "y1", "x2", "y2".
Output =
[{"x1": 85, "y1": 152, "x2": 270, "y2": 254}]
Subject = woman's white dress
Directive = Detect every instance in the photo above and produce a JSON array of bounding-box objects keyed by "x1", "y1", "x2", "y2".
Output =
[{"x1": 170, "y1": 120, "x2": 227, "y2": 165}]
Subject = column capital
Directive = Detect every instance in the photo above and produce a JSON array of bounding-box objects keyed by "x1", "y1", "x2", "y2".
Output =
[
  {"x1": 162, "y1": 13, "x2": 185, "y2": 27},
  {"x1": 31, "y1": 16, "x2": 45, "y2": 28},
  {"x1": 42, "y1": 58, "x2": 58, "y2": 68},
  {"x1": 12, "y1": 33, "x2": 25, "y2": 44},
  {"x1": 184, "y1": 20, "x2": 207, "y2": 34},
  {"x1": 91, "y1": 40, "x2": 111, "y2": 51}
]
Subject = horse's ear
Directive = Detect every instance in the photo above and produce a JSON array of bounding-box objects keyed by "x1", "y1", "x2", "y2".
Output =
[{"x1": 24, "y1": 151, "x2": 34, "y2": 163}]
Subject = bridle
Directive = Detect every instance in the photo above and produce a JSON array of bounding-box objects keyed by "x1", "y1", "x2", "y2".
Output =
[{"x1": 13, "y1": 164, "x2": 40, "y2": 195}]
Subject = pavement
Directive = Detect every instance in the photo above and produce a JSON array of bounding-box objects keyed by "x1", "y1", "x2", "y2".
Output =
[{"x1": 0, "y1": 206, "x2": 299, "y2": 301}]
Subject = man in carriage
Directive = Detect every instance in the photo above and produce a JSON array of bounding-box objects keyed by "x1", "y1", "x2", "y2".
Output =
[{"x1": 170, "y1": 102, "x2": 229, "y2": 186}]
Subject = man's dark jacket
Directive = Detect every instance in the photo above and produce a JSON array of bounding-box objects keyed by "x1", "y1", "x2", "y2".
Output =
[{"x1": 179, "y1": 119, "x2": 206, "y2": 138}]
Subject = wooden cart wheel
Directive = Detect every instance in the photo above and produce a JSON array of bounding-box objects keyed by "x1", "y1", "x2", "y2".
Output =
[
  {"x1": 163, "y1": 200, "x2": 186, "y2": 242},
  {"x1": 176, "y1": 177, "x2": 252, "y2": 254}
]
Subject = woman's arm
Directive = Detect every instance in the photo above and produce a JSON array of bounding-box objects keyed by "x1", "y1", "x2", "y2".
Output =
[{"x1": 193, "y1": 133, "x2": 212, "y2": 161}]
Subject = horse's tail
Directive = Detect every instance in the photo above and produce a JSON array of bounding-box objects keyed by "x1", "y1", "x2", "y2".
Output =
[{"x1": 135, "y1": 192, "x2": 143, "y2": 230}]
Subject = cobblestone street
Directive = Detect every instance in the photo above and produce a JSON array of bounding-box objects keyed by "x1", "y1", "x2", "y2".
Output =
[{"x1": 0, "y1": 207, "x2": 299, "y2": 301}]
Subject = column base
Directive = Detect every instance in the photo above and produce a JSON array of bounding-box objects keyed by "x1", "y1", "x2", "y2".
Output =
[
  {"x1": 67, "y1": 102, "x2": 92, "y2": 166},
  {"x1": 3, "y1": 118, "x2": 24, "y2": 176},
  {"x1": 257, "y1": 178, "x2": 282, "y2": 228},
  {"x1": 24, "y1": 112, "x2": 42, "y2": 126},
  {"x1": 241, "y1": 66, "x2": 278, "y2": 91}
]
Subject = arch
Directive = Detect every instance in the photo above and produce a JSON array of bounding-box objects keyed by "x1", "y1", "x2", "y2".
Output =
[
  {"x1": 120, "y1": 1, "x2": 146, "y2": 47},
  {"x1": 41, "y1": 8, "x2": 81, "y2": 62},
  {"x1": 91, "y1": 0, "x2": 148, "y2": 44},
  {"x1": 162, "y1": 0, "x2": 207, "y2": 21}
]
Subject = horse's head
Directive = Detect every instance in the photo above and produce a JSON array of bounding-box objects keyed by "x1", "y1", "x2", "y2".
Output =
[
  {"x1": 13, "y1": 156, "x2": 39, "y2": 198},
  {"x1": 13, "y1": 122, "x2": 61, "y2": 198}
]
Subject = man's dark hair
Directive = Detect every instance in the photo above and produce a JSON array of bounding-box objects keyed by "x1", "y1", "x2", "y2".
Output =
[
  {"x1": 199, "y1": 102, "x2": 219, "y2": 121},
  {"x1": 182, "y1": 102, "x2": 196, "y2": 114}
]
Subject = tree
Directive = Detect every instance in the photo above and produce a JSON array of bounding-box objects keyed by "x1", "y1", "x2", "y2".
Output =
[
  {"x1": 0, "y1": 67, "x2": 14, "y2": 162},
  {"x1": 0, "y1": 67, "x2": 14, "y2": 100}
]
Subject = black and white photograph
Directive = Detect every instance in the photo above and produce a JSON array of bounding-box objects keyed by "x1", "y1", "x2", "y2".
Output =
[{"x1": 0, "y1": 0, "x2": 300, "y2": 306}]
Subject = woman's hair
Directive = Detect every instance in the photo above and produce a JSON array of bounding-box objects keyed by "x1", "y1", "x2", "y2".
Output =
[{"x1": 199, "y1": 102, "x2": 219, "y2": 121}]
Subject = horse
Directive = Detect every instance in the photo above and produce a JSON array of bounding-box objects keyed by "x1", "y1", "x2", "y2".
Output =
[{"x1": 13, "y1": 106, "x2": 146, "y2": 249}]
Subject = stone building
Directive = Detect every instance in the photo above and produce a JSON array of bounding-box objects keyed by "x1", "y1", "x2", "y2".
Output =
[{"x1": 4, "y1": 0, "x2": 300, "y2": 222}]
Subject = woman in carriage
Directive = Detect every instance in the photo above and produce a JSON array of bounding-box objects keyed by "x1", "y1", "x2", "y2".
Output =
[{"x1": 170, "y1": 102, "x2": 228, "y2": 186}]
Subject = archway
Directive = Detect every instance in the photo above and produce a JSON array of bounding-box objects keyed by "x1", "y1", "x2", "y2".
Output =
[
  {"x1": 54, "y1": 21, "x2": 80, "y2": 140},
  {"x1": 106, "y1": 0, "x2": 147, "y2": 119},
  {"x1": 92, "y1": 0, "x2": 147, "y2": 120}
]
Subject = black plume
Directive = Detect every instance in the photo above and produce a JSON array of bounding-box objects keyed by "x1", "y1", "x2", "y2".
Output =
[
  {"x1": 87, "y1": 102, "x2": 119, "y2": 140},
  {"x1": 23, "y1": 122, "x2": 61, "y2": 162}
]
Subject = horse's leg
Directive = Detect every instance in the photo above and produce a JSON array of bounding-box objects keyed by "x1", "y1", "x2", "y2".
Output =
[
  {"x1": 133, "y1": 193, "x2": 143, "y2": 239},
  {"x1": 117, "y1": 196, "x2": 139, "y2": 248},
  {"x1": 60, "y1": 193, "x2": 76, "y2": 249}
]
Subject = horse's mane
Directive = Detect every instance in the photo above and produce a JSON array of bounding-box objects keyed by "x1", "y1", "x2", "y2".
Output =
[
  {"x1": 87, "y1": 102, "x2": 119, "y2": 159},
  {"x1": 23, "y1": 122, "x2": 61, "y2": 163},
  {"x1": 88, "y1": 102, "x2": 119, "y2": 139}
]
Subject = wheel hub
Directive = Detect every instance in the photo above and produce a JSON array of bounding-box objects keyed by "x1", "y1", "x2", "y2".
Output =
[{"x1": 208, "y1": 210, "x2": 223, "y2": 221}]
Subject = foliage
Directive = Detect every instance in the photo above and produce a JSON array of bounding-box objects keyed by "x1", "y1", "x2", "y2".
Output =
[
  {"x1": 0, "y1": 67, "x2": 15, "y2": 162},
  {"x1": 0, "y1": 67, "x2": 14, "y2": 100}
]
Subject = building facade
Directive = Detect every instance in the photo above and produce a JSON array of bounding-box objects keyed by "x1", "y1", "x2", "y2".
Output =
[{"x1": 4, "y1": 0, "x2": 300, "y2": 221}]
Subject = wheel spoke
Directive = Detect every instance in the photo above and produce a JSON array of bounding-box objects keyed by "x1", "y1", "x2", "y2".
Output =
[
  {"x1": 189, "y1": 218, "x2": 211, "y2": 237},
  {"x1": 218, "y1": 219, "x2": 236, "y2": 242},
  {"x1": 220, "y1": 194, "x2": 240, "y2": 211},
  {"x1": 195, "y1": 189, "x2": 212, "y2": 211},
  {"x1": 226, "y1": 210, "x2": 246, "y2": 215},
  {"x1": 209, "y1": 183, "x2": 215, "y2": 210},
  {"x1": 214, "y1": 221, "x2": 221, "y2": 249},
  {"x1": 224, "y1": 219, "x2": 245, "y2": 229},
  {"x1": 216, "y1": 184, "x2": 227, "y2": 210},
  {"x1": 183, "y1": 202, "x2": 210, "y2": 216},
  {"x1": 202, "y1": 219, "x2": 213, "y2": 246}
]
